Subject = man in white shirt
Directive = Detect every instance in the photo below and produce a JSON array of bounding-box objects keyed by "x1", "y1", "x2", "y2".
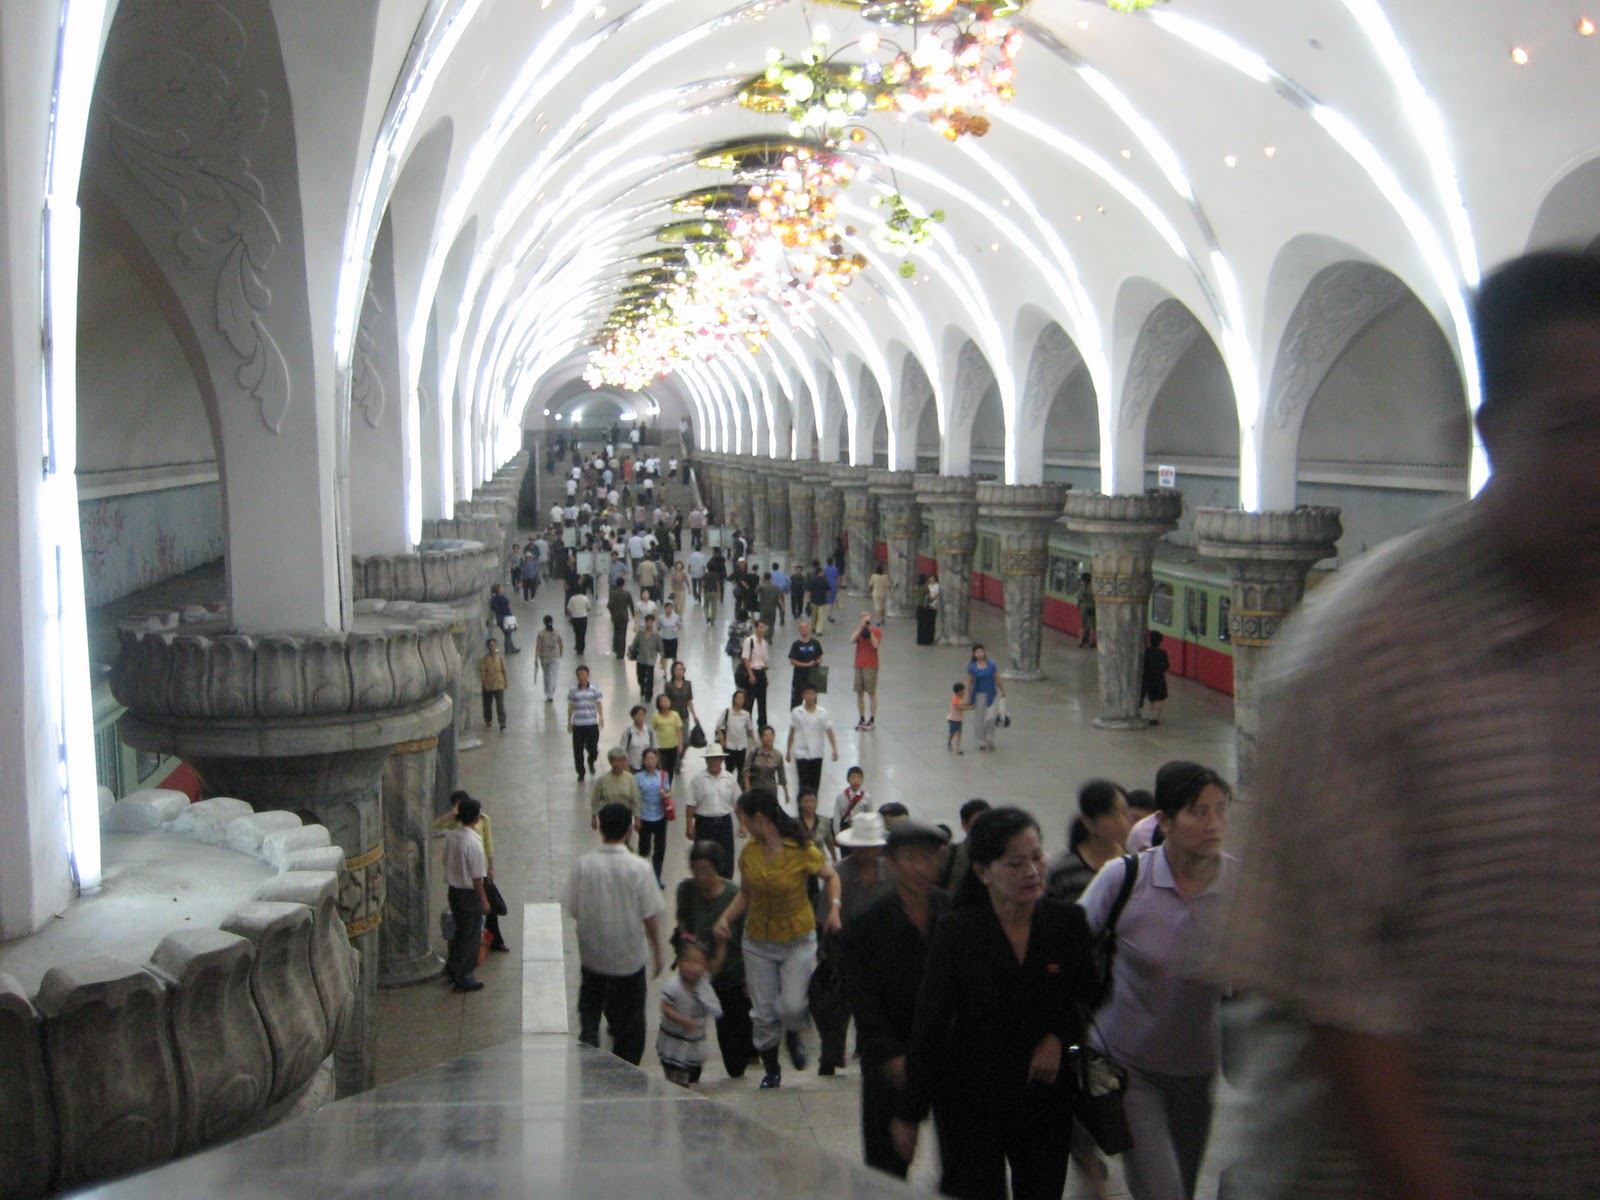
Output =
[
  {"x1": 687, "y1": 548, "x2": 708, "y2": 599},
  {"x1": 741, "y1": 619, "x2": 772, "y2": 728},
  {"x1": 626, "y1": 531, "x2": 646, "y2": 567},
  {"x1": 787, "y1": 684, "x2": 838, "y2": 799},
  {"x1": 443, "y1": 797, "x2": 491, "y2": 993},
  {"x1": 565, "y1": 802, "x2": 665, "y2": 1065},
  {"x1": 685, "y1": 751, "x2": 741, "y2": 875},
  {"x1": 566, "y1": 588, "x2": 592, "y2": 655},
  {"x1": 687, "y1": 506, "x2": 706, "y2": 550},
  {"x1": 550, "y1": 503, "x2": 564, "y2": 527},
  {"x1": 565, "y1": 476, "x2": 578, "y2": 499}
]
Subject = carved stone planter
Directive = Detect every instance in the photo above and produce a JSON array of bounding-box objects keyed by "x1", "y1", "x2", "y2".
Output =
[{"x1": 110, "y1": 606, "x2": 456, "y2": 1096}]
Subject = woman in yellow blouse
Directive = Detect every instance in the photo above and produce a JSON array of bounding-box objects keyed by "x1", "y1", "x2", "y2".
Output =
[
  {"x1": 649, "y1": 692, "x2": 685, "y2": 780},
  {"x1": 714, "y1": 788, "x2": 841, "y2": 1089}
]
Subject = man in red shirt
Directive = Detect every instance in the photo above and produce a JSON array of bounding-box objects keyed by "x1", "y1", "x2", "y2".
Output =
[{"x1": 851, "y1": 611, "x2": 883, "y2": 731}]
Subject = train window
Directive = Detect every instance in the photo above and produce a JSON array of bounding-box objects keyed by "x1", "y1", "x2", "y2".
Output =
[
  {"x1": 1184, "y1": 588, "x2": 1209, "y2": 639},
  {"x1": 1217, "y1": 594, "x2": 1230, "y2": 644},
  {"x1": 1048, "y1": 557, "x2": 1074, "y2": 596},
  {"x1": 1150, "y1": 581, "x2": 1175, "y2": 627}
]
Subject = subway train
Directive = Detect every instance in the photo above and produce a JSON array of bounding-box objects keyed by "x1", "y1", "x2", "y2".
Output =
[{"x1": 914, "y1": 522, "x2": 1237, "y2": 697}]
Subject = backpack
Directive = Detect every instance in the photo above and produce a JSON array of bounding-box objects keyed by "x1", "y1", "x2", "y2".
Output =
[{"x1": 1086, "y1": 853, "x2": 1140, "y2": 1013}]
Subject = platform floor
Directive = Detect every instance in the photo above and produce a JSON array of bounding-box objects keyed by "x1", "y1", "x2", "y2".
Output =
[{"x1": 374, "y1": 490, "x2": 1239, "y2": 1196}]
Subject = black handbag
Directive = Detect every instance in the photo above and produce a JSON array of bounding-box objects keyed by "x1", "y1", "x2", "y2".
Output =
[
  {"x1": 483, "y1": 877, "x2": 509, "y2": 918},
  {"x1": 1069, "y1": 1041, "x2": 1133, "y2": 1155},
  {"x1": 688, "y1": 720, "x2": 707, "y2": 749}
]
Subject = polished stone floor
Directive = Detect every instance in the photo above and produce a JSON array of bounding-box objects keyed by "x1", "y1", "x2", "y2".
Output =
[
  {"x1": 78, "y1": 1039, "x2": 928, "y2": 1199},
  {"x1": 369, "y1": 466, "x2": 1238, "y2": 1197}
]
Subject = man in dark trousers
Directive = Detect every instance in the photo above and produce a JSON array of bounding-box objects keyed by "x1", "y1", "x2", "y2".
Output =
[
  {"x1": 608, "y1": 580, "x2": 635, "y2": 659},
  {"x1": 845, "y1": 821, "x2": 951, "y2": 1177},
  {"x1": 565, "y1": 802, "x2": 664, "y2": 1065},
  {"x1": 443, "y1": 796, "x2": 492, "y2": 993}
]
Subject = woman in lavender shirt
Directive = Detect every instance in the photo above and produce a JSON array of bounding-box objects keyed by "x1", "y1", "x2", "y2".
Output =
[{"x1": 1078, "y1": 761, "x2": 1235, "y2": 1200}]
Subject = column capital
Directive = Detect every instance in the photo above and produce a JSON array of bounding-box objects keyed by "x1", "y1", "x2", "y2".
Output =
[
  {"x1": 1061, "y1": 489, "x2": 1182, "y2": 538},
  {"x1": 867, "y1": 468, "x2": 918, "y2": 500},
  {"x1": 1194, "y1": 506, "x2": 1342, "y2": 646}
]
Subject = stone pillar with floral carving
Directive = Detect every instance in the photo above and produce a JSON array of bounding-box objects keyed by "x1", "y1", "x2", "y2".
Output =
[
  {"x1": 748, "y1": 459, "x2": 771, "y2": 556},
  {"x1": 869, "y1": 470, "x2": 920, "y2": 619},
  {"x1": 810, "y1": 467, "x2": 844, "y2": 569},
  {"x1": 111, "y1": 607, "x2": 458, "y2": 1096},
  {"x1": 1064, "y1": 491, "x2": 1183, "y2": 726},
  {"x1": 788, "y1": 469, "x2": 817, "y2": 566},
  {"x1": 1195, "y1": 506, "x2": 1342, "y2": 790},
  {"x1": 765, "y1": 461, "x2": 794, "y2": 555},
  {"x1": 351, "y1": 539, "x2": 497, "y2": 989},
  {"x1": 836, "y1": 466, "x2": 877, "y2": 595},
  {"x1": 915, "y1": 474, "x2": 980, "y2": 644},
  {"x1": 978, "y1": 483, "x2": 1070, "y2": 679}
]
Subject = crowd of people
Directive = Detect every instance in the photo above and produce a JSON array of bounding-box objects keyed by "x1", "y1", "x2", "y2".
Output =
[{"x1": 457, "y1": 253, "x2": 1600, "y2": 1200}]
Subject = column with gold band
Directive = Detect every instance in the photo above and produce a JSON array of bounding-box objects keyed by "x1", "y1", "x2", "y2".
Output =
[
  {"x1": 788, "y1": 468, "x2": 817, "y2": 566},
  {"x1": 978, "y1": 482, "x2": 1070, "y2": 680},
  {"x1": 1064, "y1": 490, "x2": 1183, "y2": 726},
  {"x1": 914, "y1": 473, "x2": 981, "y2": 644},
  {"x1": 1195, "y1": 506, "x2": 1342, "y2": 789},
  {"x1": 835, "y1": 464, "x2": 876, "y2": 596},
  {"x1": 868, "y1": 469, "x2": 920, "y2": 619}
]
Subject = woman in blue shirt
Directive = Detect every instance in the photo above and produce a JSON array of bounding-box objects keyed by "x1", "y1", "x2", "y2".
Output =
[
  {"x1": 635, "y1": 747, "x2": 672, "y2": 885},
  {"x1": 966, "y1": 643, "x2": 1006, "y2": 752}
]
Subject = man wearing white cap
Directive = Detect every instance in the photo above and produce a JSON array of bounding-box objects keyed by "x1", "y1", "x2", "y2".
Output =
[{"x1": 812, "y1": 811, "x2": 896, "y2": 1076}]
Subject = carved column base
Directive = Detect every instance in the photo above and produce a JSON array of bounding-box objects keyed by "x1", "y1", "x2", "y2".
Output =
[
  {"x1": 112, "y1": 609, "x2": 458, "y2": 1096},
  {"x1": 838, "y1": 468, "x2": 877, "y2": 595},
  {"x1": 1064, "y1": 491, "x2": 1183, "y2": 728},
  {"x1": 1195, "y1": 506, "x2": 1342, "y2": 790},
  {"x1": 869, "y1": 470, "x2": 920, "y2": 618},
  {"x1": 915, "y1": 474, "x2": 980, "y2": 643},
  {"x1": 979, "y1": 483, "x2": 1069, "y2": 678}
]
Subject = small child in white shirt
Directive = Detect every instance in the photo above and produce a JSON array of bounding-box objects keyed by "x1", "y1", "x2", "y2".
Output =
[{"x1": 657, "y1": 939, "x2": 723, "y2": 1087}]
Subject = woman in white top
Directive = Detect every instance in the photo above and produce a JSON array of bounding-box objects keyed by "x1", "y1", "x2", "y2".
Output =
[
  {"x1": 659, "y1": 601, "x2": 683, "y2": 663},
  {"x1": 715, "y1": 688, "x2": 758, "y2": 780}
]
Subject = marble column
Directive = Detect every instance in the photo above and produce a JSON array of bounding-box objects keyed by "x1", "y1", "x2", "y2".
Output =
[
  {"x1": 378, "y1": 733, "x2": 441, "y2": 987},
  {"x1": 748, "y1": 460, "x2": 771, "y2": 558},
  {"x1": 978, "y1": 483, "x2": 1070, "y2": 679},
  {"x1": 1195, "y1": 507, "x2": 1342, "y2": 791},
  {"x1": 915, "y1": 474, "x2": 980, "y2": 645},
  {"x1": 765, "y1": 462, "x2": 793, "y2": 555},
  {"x1": 727, "y1": 464, "x2": 756, "y2": 547},
  {"x1": 809, "y1": 467, "x2": 844, "y2": 568},
  {"x1": 1063, "y1": 491, "x2": 1183, "y2": 725},
  {"x1": 352, "y1": 540, "x2": 497, "y2": 988},
  {"x1": 788, "y1": 470, "x2": 817, "y2": 566},
  {"x1": 112, "y1": 608, "x2": 457, "y2": 1096},
  {"x1": 868, "y1": 470, "x2": 920, "y2": 619},
  {"x1": 836, "y1": 467, "x2": 877, "y2": 595}
]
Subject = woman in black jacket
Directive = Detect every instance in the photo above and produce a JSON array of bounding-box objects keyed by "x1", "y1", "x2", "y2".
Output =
[{"x1": 892, "y1": 806, "x2": 1098, "y2": 1200}]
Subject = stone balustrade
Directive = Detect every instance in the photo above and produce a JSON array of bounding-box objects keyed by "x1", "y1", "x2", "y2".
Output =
[{"x1": 0, "y1": 792, "x2": 357, "y2": 1198}]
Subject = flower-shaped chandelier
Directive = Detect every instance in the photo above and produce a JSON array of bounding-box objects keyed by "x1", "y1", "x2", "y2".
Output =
[{"x1": 586, "y1": 0, "x2": 1117, "y2": 389}]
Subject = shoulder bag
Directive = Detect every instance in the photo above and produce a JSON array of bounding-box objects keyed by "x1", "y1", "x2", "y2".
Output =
[
  {"x1": 688, "y1": 719, "x2": 707, "y2": 749},
  {"x1": 1071, "y1": 853, "x2": 1140, "y2": 1156}
]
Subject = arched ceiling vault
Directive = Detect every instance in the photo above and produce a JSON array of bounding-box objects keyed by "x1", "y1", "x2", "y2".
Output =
[{"x1": 343, "y1": 0, "x2": 1600, "y2": 500}]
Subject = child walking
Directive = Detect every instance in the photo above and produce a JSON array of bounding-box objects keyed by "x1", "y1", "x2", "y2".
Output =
[
  {"x1": 657, "y1": 938, "x2": 723, "y2": 1087},
  {"x1": 946, "y1": 682, "x2": 971, "y2": 754}
]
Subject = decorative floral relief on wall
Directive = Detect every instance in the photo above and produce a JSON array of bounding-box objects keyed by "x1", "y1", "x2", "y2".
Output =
[{"x1": 79, "y1": 483, "x2": 226, "y2": 608}]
